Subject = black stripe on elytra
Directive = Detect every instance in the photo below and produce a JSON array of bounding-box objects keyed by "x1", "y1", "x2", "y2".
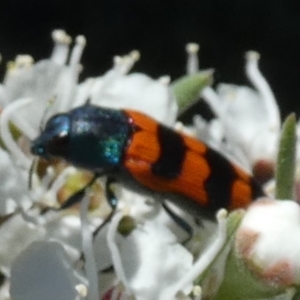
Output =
[
  {"x1": 151, "y1": 125, "x2": 186, "y2": 179},
  {"x1": 250, "y1": 177, "x2": 265, "y2": 199},
  {"x1": 204, "y1": 148, "x2": 237, "y2": 210}
]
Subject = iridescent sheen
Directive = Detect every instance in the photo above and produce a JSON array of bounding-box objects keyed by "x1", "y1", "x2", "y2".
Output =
[{"x1": 31, "y1": 104, "x2": 132, "y2": 173}]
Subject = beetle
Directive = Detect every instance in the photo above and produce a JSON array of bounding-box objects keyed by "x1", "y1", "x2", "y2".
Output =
[{"x1": 31, "y1": 103, "x2": 264, "y2": 220}]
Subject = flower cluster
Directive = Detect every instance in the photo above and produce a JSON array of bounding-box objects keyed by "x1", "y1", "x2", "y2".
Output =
[{"x1": 0, "y1": 30, "x2": 299, "y2": 300}]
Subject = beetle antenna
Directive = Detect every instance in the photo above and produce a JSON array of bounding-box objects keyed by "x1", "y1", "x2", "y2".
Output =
[
  {"x1": 29, "y1": 96, "x2": 56, "y2": 190},
  {"x1": 39, "y1": 96, "x2": 57, "y2": 131}
]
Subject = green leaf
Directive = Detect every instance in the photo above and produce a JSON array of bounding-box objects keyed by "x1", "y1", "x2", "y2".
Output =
[
  {"x1": 171, "y1": 70, "x2": 213, "y2": 115},
  {"x1": 275, "y1": 113, "x2": 297, "y2": 200},
  {"x1": 292, "y1": 291, "x2": 300, "y2": 300},
  {"x1": 212, "y1": 247, "x2": 284, "y2": 300},
  {"x1": 212, "y1": 210, "x2": 285, "y2": 300},
  {"x1": 194, "y1": 210, "x2": 244, "y2": 286}
]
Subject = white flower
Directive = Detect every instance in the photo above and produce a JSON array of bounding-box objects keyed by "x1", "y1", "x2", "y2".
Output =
[
  {"x1": 235, "y1": 199, "x2": 300, "y2": 288},
  {"x1": 0, "y1": 30, "x2": 180, "y2": 300},
  {"x1": 0, "y1": 147, "x2": 29, "y2": 215},
  {"x1": 102, "y1": 209, "x2": 229, "y2": 300},
  {"x1": 0, "y1": 211, "x2": 83, "y2": 275},
  {"x1": 0, "y1": 30, "x2": 298, "y2": 300},
  {"x1": 202, "y1": 52, "x2": 280, "y2": 174},
  {"x1": 186, "y1": 45, "x2": 280, "y2": 175},
  {"x1": 10, "y1": 241, "x2": 81, "y2": 300},
  {"x1": 0, "y1": 30, "x2": 177, "y2": 169},
  {"x1": 107, "y1": 213, "x2": 193, "y2": 300},
  {"x1": 78, "y1": 57, "x2": 177, "y2": 125},
  {"x1": 0, "y1": 30, "x2": 83, "y2": 139}
]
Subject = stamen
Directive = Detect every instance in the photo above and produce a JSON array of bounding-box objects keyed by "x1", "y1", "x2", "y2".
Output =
[
  {"x1": 55, "y1": 36, "x2": 86, "y2": 110},
  {"x1": 193, "y1": 115, "x2": 211, "y2": 142},
  {"x1": 111, "y1": 287, "x2": 122, "y2": 300},
  {"x1": 80, "y1": 194, "x2": 100, "y2": 300},
  {"x1": 44, "y1": 167, "x2": 75, "y2": 204},
  {"x1": 30, "y1": 166, "x2": 55, "y2": 203},
  {"x1": 11, "y1": 108, "x2": 37, "y2": 141},
  {"x1": 107, "y1": 212, "x2": 132, "y2": 295},
  {"x1": 96, "y1": 50, "x2": 140, "y2": 99},
  {"x1": 75, "y1": 284, "x2": 88, "y2": 298},
  {"x1": 69, "y1": 36, "x2": 86, "y2": 67},
  {"x1": 186, "y1": 43, "x2": 200, "y2": 75},
  {"x1": 42, "y1": 166, "x2": 55, "y2": 188},
  {"x1": 39, "y1": 97, "x2": 57, "y2": 131},
  {"x1": 129, "y1": 50, "x2": 140, "y2": 64},
  {"x1": 158, "y1": 76, "x2": 171, "y2": 85},
  {"x1": 192, "y1": 285, "x2": 202, "y2": 300},
  {"x1": 113, "y1": 50, "x2": 140, "y2": 75},
  {"x1": 201, "y1": 87, "x2": 251, "y2": 168},
  {"x1": 14, "y1": 55, "x2": 34, "y2": 69},
  {"x1": 0, "y1": 85, "x2": 6, "y2": 105},
  {"x1": 201, "y1": 86, "x2": 224, "y2": 117},
  {"x1": 5, "y1": 55, "x2": 33, "y2": 80},
  {"x1": 0, "y1": 98, "x2": 32, "y2": 169},
  {"x1": 51, "y1": 29, "x2": 72, "y2": 65},
  {"x1": 245, "y1": 51, "x2": 280, "y2": 131},
  {"x1": 173, "y1": 209, "x2": 228, "y2": 296},
  {"x1": 18, "y1": 206, "x2": 43, "y2": 227}
]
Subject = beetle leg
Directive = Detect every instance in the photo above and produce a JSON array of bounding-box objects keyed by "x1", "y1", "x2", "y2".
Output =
[
  {"x1": 39, "y1": 173, "x2": 99, "y2": 214},
  {"x1": 92, "y1": 176, "x2": 118, "y2": 238},
  {"x1": 162, "y1": 201, "x2": 194, "y2": 244},
  {"x1": 59, "y1": 173, "x2": 99, "y2": 210},
  {"x1": 74, "y1": 176, "x2": 118, "y2": 271}
]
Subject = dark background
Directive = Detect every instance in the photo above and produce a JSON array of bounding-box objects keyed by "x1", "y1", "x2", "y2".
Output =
[{"x1": 0, "y1": 0, "x2": 299, "y2": 117}]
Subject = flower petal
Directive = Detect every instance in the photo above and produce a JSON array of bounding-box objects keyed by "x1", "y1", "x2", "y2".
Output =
[
  {"x1": 116, "y1": 220, "x2": 193, "y2": 300},
  {"x1": 10, "y1": 241, "x2": 79, "y2": 300}
]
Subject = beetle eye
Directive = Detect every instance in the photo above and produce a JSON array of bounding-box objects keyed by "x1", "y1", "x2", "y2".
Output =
[
  {"x1": 31, "y1": 143, "x2": 45, "y2": 157},
  {"x1": 36, "y1": 145, "x2": 45, "y2": 155}
]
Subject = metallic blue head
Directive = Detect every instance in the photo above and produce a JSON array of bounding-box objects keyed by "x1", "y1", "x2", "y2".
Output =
[
  {"x1": 31, "y1": 104, "x2": 132, "y2": 173},
  {"x1": 31, "y1": 114, "x2": 70, "y2": 160}
]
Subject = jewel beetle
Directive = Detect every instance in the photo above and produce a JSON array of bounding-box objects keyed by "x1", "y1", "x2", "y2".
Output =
[{"x1": 31, "y1": 103, "x2": 264, "y2": 218}]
